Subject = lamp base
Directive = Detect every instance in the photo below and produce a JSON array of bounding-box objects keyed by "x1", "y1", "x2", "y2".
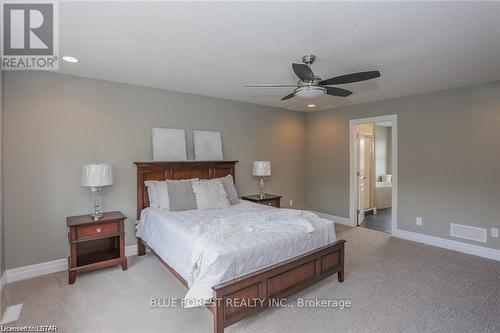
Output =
[
  {"x1": 89, "y1": 188, "x2": 103, "y2": 221},
  {"x1": 259, "y1": 177, "x2": 266, "y2": 199},
  {"x1": 90, "y1": 213, "x2": 103, "y2": 221}
]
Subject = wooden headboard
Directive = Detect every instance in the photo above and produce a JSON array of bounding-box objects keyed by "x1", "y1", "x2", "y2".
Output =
[{"x1": 134, "y1": 161, "x2": 238, "y2": 219}]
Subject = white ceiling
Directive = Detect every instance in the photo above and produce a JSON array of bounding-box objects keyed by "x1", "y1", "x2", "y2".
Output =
[{"x1": 58, "y1": 1, "x2": 500, "y2": 112}]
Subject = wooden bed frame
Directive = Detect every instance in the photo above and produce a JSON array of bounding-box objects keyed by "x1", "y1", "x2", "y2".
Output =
[{"x1": 135, "y1": 161, "x2": 345, "y2": 333}]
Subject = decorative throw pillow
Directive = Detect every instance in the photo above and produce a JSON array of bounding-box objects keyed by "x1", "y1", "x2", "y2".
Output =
[
  {"x1": 219, "y1": 174, "x2": 239, "y2": 204},
  {"x1": 192, "y1": 179, "x2": 230, "y2": 210},
  {"x1": 144, "y1": 181, "x2": 160, "y2": 208},
  {"x1": 167, "y1": 179, "x2": 199, "y2": 211},
  {"x1": 156, "y1": 181, "x2": 170, "y2": 209}
]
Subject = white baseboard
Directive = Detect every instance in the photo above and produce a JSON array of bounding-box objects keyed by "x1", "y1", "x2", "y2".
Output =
[
  {"x1": 6, "y1": 258, "x2": 68, "y2": 284},
  {"x1": 5, "y1": 244, "x2": 139, "y2": 284},
  {"x1": 5, "y1": 228, "x2": 497, "y2": 287},
  {"x1": 311, "y1": 211, "x2": 353, "y2": 226},
  {"x1": 393, "y1": 228, "x2": 500, "y2": 262},
  {"x1": 125, "y1": 244, "x2": 138, "y2": 257}
]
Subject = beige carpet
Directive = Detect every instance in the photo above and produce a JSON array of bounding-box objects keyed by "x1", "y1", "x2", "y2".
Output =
[{"x1": 2, "y1": 225, "x2": 500, "y2": 333}]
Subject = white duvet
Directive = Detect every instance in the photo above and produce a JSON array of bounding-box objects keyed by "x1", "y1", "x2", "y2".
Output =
[{"x1": 137, "y1": 201, "x2": 336, "y2": 307}]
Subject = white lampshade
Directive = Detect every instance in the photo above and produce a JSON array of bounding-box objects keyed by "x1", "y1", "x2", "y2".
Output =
[
  {"x1": 252, "y1": 161, "x2": 271, "y2": 177},
  {"x1": 81, "y1": 163, "x2": 113, "y2": 187}
]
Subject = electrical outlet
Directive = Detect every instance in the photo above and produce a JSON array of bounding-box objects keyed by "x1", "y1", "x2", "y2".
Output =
[
  {"x1": 289, "y1": 200, "x2": 294, "y2": 207},
  {"x1": 491, "y1": 228, "x2": 499, "y2": 238},
  {"x1": 416, "y1": 217, "x2": 423, "y2": 226}
]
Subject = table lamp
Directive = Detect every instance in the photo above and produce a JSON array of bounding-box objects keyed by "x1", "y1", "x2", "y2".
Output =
[
  {"x1": 252, "y1": 161, "x2": 271, "y2": 199},
  {"x1": 81, "y1": 163, "x2": 113, "y2": 220}
]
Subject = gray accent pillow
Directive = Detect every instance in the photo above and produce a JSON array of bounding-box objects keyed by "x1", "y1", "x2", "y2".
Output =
[
  {"x1": 167, "y1": 179, "x2": 198, "y2": 211},
  {"x1": 219, "y1": 174, "x2": 239, "y2": 204}
]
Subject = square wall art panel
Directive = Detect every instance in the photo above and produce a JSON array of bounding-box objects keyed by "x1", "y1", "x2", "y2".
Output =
[
  {"x1": 193, "y1": 130, "x2": 223, "y2": 161},
  {"x1": 152, "y1": 128, "x2": 187, "y2": 161}
]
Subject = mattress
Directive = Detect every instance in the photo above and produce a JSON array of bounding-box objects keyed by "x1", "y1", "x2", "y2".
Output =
[{"x1": 136, "y1": 200, "x2": 336, "y2": 306}]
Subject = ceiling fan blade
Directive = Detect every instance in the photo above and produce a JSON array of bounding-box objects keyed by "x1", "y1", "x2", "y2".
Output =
[
  {"x1": 326, "y1": 87, "x2": 353, "y2": 97},
  {"x1": 245, "y1": 84, "x2": 297, "y2": 87},
  {"x1": 292, "y1": 63, "x2": 314, "y2": 82},
  {"x1": 281, "y1": 92, "x2": 295, "y2": 101},
  {"x1": 320, "y1": 70, "x2": 381, "y2": 86}
]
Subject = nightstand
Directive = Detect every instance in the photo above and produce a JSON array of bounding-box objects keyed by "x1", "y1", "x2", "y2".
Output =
[
  {"x1": 66, "y1": 211, "x2": 127, "y2": 284},
  {"x1": 241, "y1": 194, "x2": 282, "y2": 208}
]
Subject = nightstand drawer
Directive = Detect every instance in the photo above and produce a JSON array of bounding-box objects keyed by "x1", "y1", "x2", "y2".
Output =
[{"x1": 76, "y1": 222, "x2": 118, "y2": 239}]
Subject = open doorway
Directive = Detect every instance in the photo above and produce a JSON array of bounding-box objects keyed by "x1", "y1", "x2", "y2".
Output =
[{"x1": 350, "y1": 115, "x2": 397, "y2": 234}]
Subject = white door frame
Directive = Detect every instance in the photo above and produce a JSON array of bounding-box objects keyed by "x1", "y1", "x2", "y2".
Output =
[{"x1": 349, "y1": 114, "x2": 398, "y2": 234}]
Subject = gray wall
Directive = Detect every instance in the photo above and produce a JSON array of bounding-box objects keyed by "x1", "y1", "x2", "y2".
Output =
[
  {"x1": 3, "y1": 71, "x2": 307, "y2": 269},
  {"x1": 307, "y1": 81, "x2": 500, "y2": 250},
  {"x1": 3, "y1": 71, "x2": 499, "y2": 269},
  {"x1": 375, "y1": 125, "x2": 390, "y2": 180}
]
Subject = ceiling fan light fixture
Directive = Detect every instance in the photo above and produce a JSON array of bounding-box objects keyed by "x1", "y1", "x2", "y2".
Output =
[
  {"x1": 294, "y1": 86, "x2": 325, "y2": 99},
  {"x1": 245, "y1": 54, "x2": 380, "y2": 101}
]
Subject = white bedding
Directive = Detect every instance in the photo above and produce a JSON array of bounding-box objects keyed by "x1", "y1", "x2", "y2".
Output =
[{"x1": 136, "y1": 200, "x2": 336, "y2": 307}]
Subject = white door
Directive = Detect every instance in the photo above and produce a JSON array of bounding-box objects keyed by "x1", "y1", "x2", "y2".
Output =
[{"x1": 357, "y1": 130, "x2": 366, "y2": 225}]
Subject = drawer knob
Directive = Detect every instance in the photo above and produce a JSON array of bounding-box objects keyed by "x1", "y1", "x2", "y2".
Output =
[{"x1": 96, "y1": 227, "x2": 102, "y2": 233}]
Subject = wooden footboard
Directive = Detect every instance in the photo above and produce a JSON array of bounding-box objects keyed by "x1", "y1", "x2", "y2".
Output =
[
  {"x1": 211, "y1": 239, "x2": 345, "y2": 333},
  {"x1": 139, "y1": 237, "x2": 345, "y2": 333}
]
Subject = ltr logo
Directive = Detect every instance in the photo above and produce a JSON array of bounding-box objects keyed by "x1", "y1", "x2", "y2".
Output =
[{"x1": 3, "y1": 3, "x2": 53, "y2": 55}]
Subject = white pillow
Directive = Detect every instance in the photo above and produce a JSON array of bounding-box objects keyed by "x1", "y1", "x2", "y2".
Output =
[
  {"x1": 156, "y1": 181, "x2": 170, "y2": 209},
  {"x1": 144, "y1": 181, "x2": 160, "y2": 208},
  {"x1": 192, "y1": 179, "x2": 229, "y2": 210}
]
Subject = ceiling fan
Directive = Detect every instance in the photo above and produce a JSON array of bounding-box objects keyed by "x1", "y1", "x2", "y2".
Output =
[{"x1": 245, "y1": 55, "x2": 381, "y2": 101}]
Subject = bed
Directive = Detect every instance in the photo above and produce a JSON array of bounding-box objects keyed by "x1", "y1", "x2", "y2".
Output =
[{"x1": 135, "y1": 161, "x2": 345, "y2": 333}]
